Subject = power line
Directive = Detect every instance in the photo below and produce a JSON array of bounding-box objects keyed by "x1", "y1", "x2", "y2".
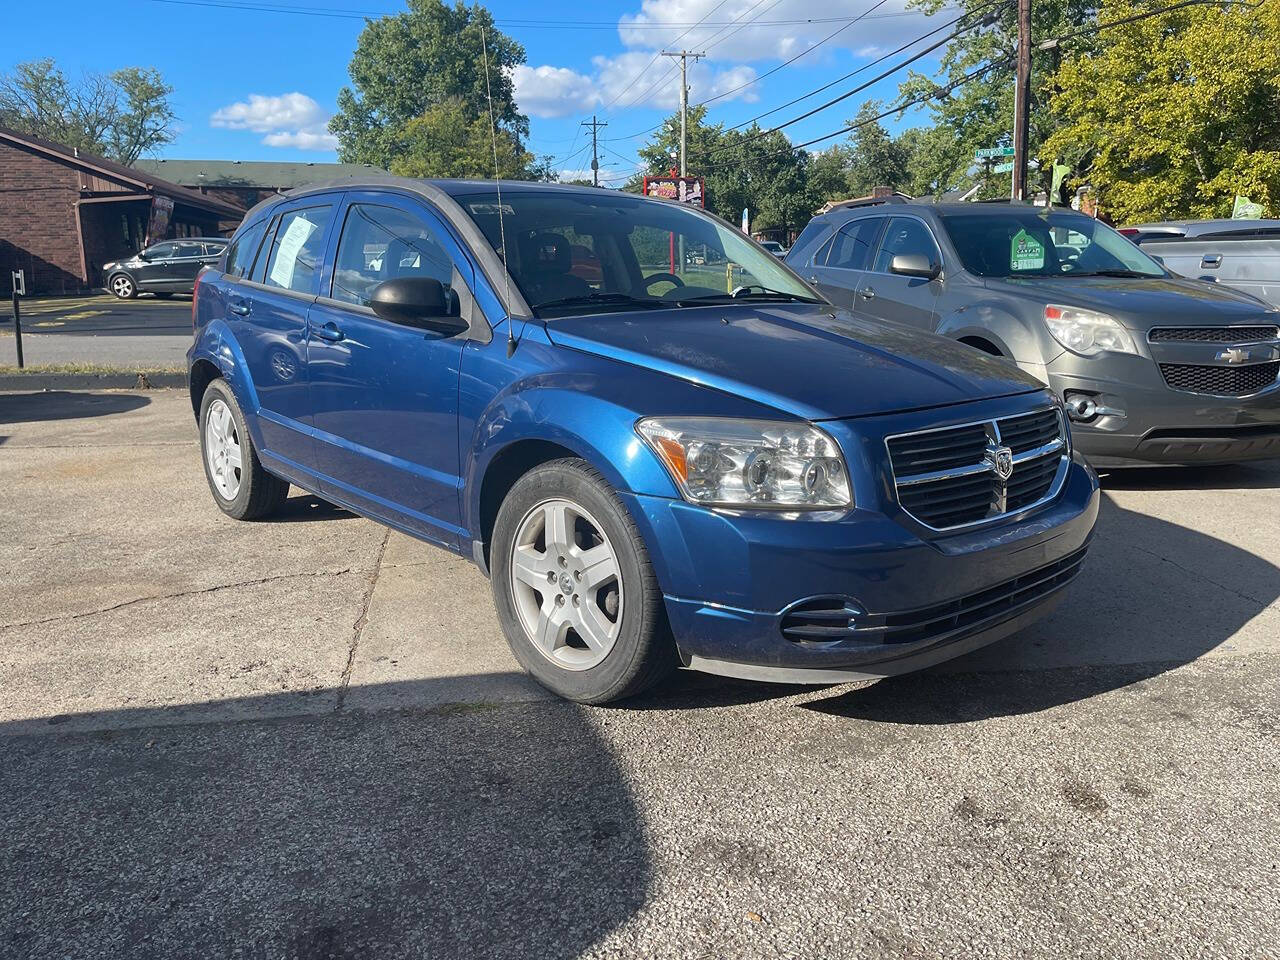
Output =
[{"x1": 601, "y1": 0, "x2": 733, "y2": 112}]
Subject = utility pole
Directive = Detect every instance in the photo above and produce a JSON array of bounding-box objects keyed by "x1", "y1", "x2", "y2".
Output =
[
  {"x1": 581, "y1": 115, "x2": 607, "y2": 186},
  {"x1": 661, "y1": 50, "x2": 705, "y2": 176},
  {"x1": 1012, "y1": 0, "x2": 1032, "y2": 201}
]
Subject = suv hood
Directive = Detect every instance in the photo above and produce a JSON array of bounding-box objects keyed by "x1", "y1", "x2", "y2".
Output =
[
  {"x1": 984, "y1": 275, "x2": 1276, "y2": 328},
  {"x1": 545, "y1": 303, "x2": 1041, "y2": 421}
]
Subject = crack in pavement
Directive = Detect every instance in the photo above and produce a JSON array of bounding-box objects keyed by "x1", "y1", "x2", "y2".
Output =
[
  {"x1": 336, "y1": 530, "x2": 391, "y2": 711},
  {"x1": 1124, "y1": 538, "x2": 1280, "y2": 610},
  {"x1": 0, "y1": 567, "x2": 370, "y2": 631}
]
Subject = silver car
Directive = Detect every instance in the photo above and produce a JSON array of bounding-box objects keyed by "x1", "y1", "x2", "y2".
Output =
[
  {"x1": 1120, "y1": 219, "x2": 1280, "y2": 307},
  {"x1": 786, "y1": 198, "x2": 1280, "y2": 467}
]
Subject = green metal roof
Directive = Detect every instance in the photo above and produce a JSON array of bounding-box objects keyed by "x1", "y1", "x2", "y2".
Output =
[{"x1": 131, "y1": 158, "x2": 386, "y2": 190}]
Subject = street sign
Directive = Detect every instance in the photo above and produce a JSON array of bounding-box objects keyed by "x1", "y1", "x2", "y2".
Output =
[
  {"x1": 975, "y1": 146, "x2": 1015, "y2": 160},
  {"x1": 11, "y1": 269, "x2": 25, "y2": 297},
  {"x1": 992, "y1": 161, "x2": 1015, "y2": 174}
]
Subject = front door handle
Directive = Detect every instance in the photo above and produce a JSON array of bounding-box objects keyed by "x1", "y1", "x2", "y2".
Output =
[
  {"x1": 313, "y1": 321, "x2": 345, "y2": 342},
  {"x1": 860, "y1": 287, "x2": 876, "y2": 300},
  {"x1": 1201, "y1": 254, "x2": 1222, "y2": 269},
  {"x1": 228, "y1": 301, "x2": 251, "y2": 317}
]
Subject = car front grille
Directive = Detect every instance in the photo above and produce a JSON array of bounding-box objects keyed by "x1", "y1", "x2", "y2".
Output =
[
  {"x1": 886, "y1": 407, "x2": 1067, "y2": 531},
  {"x1": 1159, "y1": 361, "x2": 1280, "y2": 396},
  {"x1": 1148, "y1": 326, "x2": 1279, "y2": 343},
  {"x1": 780, "y1": 546, "x2": 1088, "y2": 647}
]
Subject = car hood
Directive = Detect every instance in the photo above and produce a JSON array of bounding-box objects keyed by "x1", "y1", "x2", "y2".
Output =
[
  {"x1": 544, "y1": 303, "x2": 1042, "y2": 421},
  {"x1": 983, "y1": 274, "x2": 1277, "y2": 328}
]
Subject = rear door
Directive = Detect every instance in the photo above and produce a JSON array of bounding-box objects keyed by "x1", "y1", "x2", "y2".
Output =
[
  {"x1": 163, "y1": 241, "x2": 209, "y2": 290},
  {"x1": 808, "y1": 216, "x2": 882, "y2": 309},
  {"x1": 857, "y1": 216, "x2": 943, "y2": 329},
  {"x1": 134, "y1": 241, "x2": 177, "y2": 290},
  {"x1": 306, "y1": 192, "x2": 473, "y2": 545},
  {"x1": 226, "y1": 198, "x2": 338, "y2": 472}
]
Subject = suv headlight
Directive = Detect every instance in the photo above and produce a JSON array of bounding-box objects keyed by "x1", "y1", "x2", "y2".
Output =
[
  {"x1": 637, "y1": 417, "x2": 852, "y2": 509},
  {"x1": 1044, "y1": 305, "x2": 1138, "y2": 356}
]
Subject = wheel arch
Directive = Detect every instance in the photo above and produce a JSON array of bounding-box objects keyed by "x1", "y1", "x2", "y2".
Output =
[
  {"x1": 476, "y1": 438, "x2": 583, "y2": 571},
  {"x1": 189, "y1": 358, "x2": 221, "y2": 417}
]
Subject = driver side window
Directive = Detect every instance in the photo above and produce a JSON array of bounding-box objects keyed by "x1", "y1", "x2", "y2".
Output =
[
  {"x1": 330, "y1": 203, "x2": 458, "y2": 307},
  {"x1": 872, "y1": 218, "x2": 941, "y2": 273}
]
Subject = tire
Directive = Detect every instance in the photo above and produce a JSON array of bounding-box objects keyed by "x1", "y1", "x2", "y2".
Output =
[
  {"x1": 198, "y1": 379, "x2": 289, "y2": 520},
  {"x1": 108, "y1": 274, "x2": 136, "y2": 299},
  {"x1": 491, "y1": 458, "x2": 677, "y2": 704}
]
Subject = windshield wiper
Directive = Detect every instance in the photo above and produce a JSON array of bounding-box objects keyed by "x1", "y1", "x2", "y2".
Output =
[
  {"x1": 676, "y1": 286, "x2": 823, "y2": 305},
  {"x1": 533, "y1": 292, "x2": 667, "y2": 312},
  {"x1": 1061, "y1": 269, "x2": 1158, "y2": 278}
]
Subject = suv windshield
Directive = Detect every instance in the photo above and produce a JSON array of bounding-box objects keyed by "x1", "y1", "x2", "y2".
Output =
[
  {"x1": 456, "y1": 190, "x2": 820, "y2": 317},
  {"x1": 940, "y1": 211, "x2": 1167, "y2": 279}
]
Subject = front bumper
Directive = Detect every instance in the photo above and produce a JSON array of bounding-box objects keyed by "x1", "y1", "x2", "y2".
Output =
[
  {"x1": 622, "y1": 421, "x2": 1100, "y2": 680},
  {"x1": 1046, "y1": 342, "x2": 1280, "y2": 467}
]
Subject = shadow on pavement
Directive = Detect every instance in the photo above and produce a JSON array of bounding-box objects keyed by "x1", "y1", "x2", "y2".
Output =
[
  {"x1": 267, "y1": 493, "x2": 357, "y2": 523},
  {"x1": 1098, "y1": 459, "x2": 1280, "y2": 491},
  {"x1": 804, "y1": 492, "x2": 1280, "y2": 724},
  {"x1": 1, "y1": 675, "x2": 648, "y2": 960},
  {"x1": 0, "y1": 391, "x2": 151, "y2": 424}
]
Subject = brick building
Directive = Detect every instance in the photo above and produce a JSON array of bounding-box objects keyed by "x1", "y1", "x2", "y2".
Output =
[
  {"x1": 0, "y1": 127, "x2": 243, "y2": 296},
  {"x1": 131, "y1": 158, "x2": 383, "y2": 213}
]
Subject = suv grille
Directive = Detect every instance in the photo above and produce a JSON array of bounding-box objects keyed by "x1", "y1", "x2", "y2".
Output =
[
  {"x1": 886, "y1": 408, "x2": 1067, "y2": 530},
  {"x1": 1159, "y1": 361, "x2": 1280, "y2": 396},
  {"x1": 781, "y1": 547, "x2": 1088, "y2": 647},
  {"x1": 1148, "y1": 326, "x2": 1278, "y2": 343}
]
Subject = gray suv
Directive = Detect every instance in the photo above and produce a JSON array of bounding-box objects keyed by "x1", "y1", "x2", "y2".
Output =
[{"x1": 786, "y1": 197, "x2": 1280, "y2": 467}]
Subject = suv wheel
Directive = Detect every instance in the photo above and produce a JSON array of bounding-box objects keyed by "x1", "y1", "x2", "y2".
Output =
[
  {"x1": 198, "y1": 379, "x2": 289, "y2": 520},
  {"x1": 491, "y1": 459, "x2": 676, "y2": 703},
  {"x1": 109, "y1": 274, "x2": 136, "y2": 299}
]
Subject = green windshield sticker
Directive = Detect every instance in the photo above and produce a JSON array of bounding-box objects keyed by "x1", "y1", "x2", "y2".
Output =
[{"x1": 1011, "y1": 229, "x2": 1046, "y2": 271}]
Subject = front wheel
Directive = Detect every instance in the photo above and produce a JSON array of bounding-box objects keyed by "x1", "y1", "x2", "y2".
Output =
[
  {"x1": 109, "y1": 274, "x2": 136, "y2": 299},
  {"x1": 491, "y1": 459, "x2": 676, "y2": 703}
]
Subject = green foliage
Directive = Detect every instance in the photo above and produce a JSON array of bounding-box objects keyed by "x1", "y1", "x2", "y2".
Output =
[
  {"x1": 845, "y1": 103, "x2": 910, "y2": 196},
  {"x1": 1045, "y1": 0, "x2": 1280, "y2": 221},
  {"x1": 388, "y1": 97, "x2": 550, "y2": 180},
  {"x1": 0, "y1": 59, "x2": 175, "y2": 164},
  {"x1": 331, "y1": 0, "x2": 546, "y2": 178}
]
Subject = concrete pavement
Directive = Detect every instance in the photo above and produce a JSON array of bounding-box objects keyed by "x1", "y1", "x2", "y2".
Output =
[{"x1": 1, "y1": 389, "x2": 1278, "y2": 958}]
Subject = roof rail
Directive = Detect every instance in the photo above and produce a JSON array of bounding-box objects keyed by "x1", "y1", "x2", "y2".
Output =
[{"x1": 817, "y1": 191, "x2": 914, "y2": 214}]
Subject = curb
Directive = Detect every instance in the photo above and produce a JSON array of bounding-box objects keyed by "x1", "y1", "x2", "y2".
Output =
[{"x1": 0, "y1": 371, "x2": 187, "y2": 392}]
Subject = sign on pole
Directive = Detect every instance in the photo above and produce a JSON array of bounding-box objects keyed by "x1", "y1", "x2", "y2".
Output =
[
  {"x1": 975, "y1": 146, "x2": 1015, "y2": 160},
  {"x1": 642, "y1": 176, "x2": 705, "y2": 207},
  {"x1": 992, "y1": 161, "x2": 1015, "y2": 174}
]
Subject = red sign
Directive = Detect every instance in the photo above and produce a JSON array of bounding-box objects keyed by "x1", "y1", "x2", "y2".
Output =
[{"x1": 642, "y1": 176, "x2": 705, "y2": 207}]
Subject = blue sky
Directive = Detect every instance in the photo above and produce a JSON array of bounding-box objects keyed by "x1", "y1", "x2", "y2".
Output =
[{"x1": 4, "y1": 0, "x2": 952, "y2": 182}]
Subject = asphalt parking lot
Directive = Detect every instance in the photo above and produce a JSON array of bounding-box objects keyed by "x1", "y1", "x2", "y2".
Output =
[
  {"x1": 1, "y1": 294, "x2": 192, "y2": 368},
  {"x1": 2, "y1": 389, "x2": 1278, "y2": 959}
]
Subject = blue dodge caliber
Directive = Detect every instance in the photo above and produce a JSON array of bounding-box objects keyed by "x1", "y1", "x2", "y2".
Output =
[{"x1": 189, "y1": 178, "x2": 1100, "y2": 703}]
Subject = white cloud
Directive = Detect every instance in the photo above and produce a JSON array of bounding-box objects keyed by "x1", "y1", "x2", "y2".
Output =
[
  {"x1": 211, "y1": 93, "x2": 337, "y2": 151},
  {"x1": 514, "y1": 65, "x2": 602, "y2": 118}
]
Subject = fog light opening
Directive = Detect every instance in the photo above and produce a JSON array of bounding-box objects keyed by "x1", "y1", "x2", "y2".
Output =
[{"x1": 1064, "y1": 392, "x2": 1099, "y2": 423}]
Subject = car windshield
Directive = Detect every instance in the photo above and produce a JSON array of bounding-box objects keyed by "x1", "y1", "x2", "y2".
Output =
[
  {"x1": 940, "y1": 211, "x2": 1167, "y2": 279},
  {"x1": 456, "y1": 189, "x2": 820, "y2": 317}
]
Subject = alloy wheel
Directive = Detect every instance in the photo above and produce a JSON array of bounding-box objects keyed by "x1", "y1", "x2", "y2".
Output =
[
  {"x1": 204, "y1": 398, "x2": 243, "y2": 500},
  {"x1": 509, "y1": 498, "x2": 623, "y2": 671},
  {"x1": 111, "y1": 275, "x2": 133, "y2": 298}
]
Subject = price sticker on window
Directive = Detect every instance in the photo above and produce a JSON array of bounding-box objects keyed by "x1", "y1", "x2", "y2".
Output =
[{"x1": 1010, "y1": 229, "x2": 1045, "y2": 272}]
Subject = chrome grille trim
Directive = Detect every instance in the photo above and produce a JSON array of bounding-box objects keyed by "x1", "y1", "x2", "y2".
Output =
[
  {"x1": 1148, "y1": 325, "x2": 1280, "y2": 344},
  {"x1": 885, "y1": 406, "x2": 1070, "y2": 532}
]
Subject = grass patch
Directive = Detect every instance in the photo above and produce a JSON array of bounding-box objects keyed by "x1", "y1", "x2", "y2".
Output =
[{"x1": 0, "y1": 363, "x2": 184, "y2": 375}]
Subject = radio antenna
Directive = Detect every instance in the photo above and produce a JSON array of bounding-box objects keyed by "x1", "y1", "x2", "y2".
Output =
[{"x1": 480, "y1": 25, "x2": 520, "y2": 357}]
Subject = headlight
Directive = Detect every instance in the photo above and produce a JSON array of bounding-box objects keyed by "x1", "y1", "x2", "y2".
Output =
[
  {"x1": 636, "y1": 417, "x2": 852, "y2": 509},
  {"x1": 1044, "y1": 304, "x2": 1138, "y2": 356}
]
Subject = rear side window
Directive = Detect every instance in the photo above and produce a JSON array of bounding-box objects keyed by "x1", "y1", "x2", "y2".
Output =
[
  {"x1": 787, "y1": 221, "x2": 831, "y2": 265},
  {"x1": 825, "y1": 218, "x2": 880, "y2": 271},
  {"x1": 173, "y1": 241, "x2": 205, "y2": 259},
  {"x1": 872, "y1": 217, "x2": 941, "y2": 272},
  {"x1": 224, "y1": 220, "x2": 268, "y2": 279},
  {"x1": 260, "y1": 205, "x2": 333, "y2": 294}
]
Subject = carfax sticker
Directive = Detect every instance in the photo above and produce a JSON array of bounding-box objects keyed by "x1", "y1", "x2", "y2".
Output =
[{"x1": 1010, "y1": 229, "x2": 1045, "y2": 271}]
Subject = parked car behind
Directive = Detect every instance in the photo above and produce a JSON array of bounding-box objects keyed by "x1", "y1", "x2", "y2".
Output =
[
  {"x1": 103, "y1": 238, "x2": 227, "y2": 299},
  {"x1": 1119, "y1": 219, "x2": 1280, "y2": 308},
  {"x1": 759, "y1": 240, "x2": 788, "y2": 259},
  {"x1": 787, "y1": 198, "x2": 1280, "y2": 467},
  {"x1": 190, "y1": 178, "x2": 1098, "y2": 703}
]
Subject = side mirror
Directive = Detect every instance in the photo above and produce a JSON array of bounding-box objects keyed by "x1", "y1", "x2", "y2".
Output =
[
  {"x1": 889, "y1": 253, "x2": 941, "y2": 280},
  {"x1": 369, "y1": 277, "x2": 468, "y2": 335},
  {"x1": 137, "y1": 249, "x2": 153, "y2": 261},
  {"x1": 1150, "y1": 254, "x2": 1165, "y2": 266}
]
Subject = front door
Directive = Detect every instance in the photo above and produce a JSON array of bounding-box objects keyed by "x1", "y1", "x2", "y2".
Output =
[
  {"x1": 162, "y1": 240, "x2": 210, "y2": 290},
  {"x1": 307, "y1": 193, "x2": 472, "y2": 547},
  {"x1": 809, "y1": 216, "x2": 882, "y2": 310},
  {"x1": 227, "y1": 199, "x2": 337, "y2": 471},
  {"x1": 134, "y1": 241, "x2": 177, "y2": 291},
  {"x1": 856, "y1": 216, "x2": 943, "y2": 330}
]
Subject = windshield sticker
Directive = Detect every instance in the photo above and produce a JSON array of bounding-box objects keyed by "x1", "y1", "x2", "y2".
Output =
[
  {"x1": 1010, "y1": 229, "x2": 1046, "y2": 271},
  {"x1": 467, "y1": 202, "x2": 515, "y2": 215},
  {"x1": 269, "y1": 216, "x2": 317, "y2": 288}
]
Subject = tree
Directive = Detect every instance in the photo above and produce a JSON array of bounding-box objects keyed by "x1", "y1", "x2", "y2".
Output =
[
  {"x1": 1045, "y1": 0, "x2": 1280, "y2": 221},
  {"x1": 0, "y1": 59, "x2": 175, "y2": 164},
  {"x1": 388, "y1": 97, "x2": 551, "y2": 180},
  {"x1": 845, "y1": 103, "x2": 910, "y2": 196},
  {"x1": 331, "y1": 0, "x2": 534, "y2": 175}
]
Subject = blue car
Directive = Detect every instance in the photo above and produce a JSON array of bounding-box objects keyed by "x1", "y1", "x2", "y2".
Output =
[{"x1": 189, "y1": 178, "x2": 1100, "y2": 703}]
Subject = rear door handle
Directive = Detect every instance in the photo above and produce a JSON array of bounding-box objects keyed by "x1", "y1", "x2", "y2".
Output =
[
  {"x1": 313, "y1": 321, "x2": 345, "y2": 342},
  {"x1": 1201, "y1": 254, "x2": 1222, "y2": 269},
  {"x1": 860, "y1": 287, "x2": 876, "y2": 300},
  {"x1": 228, "y1": 301, "x2": 251, "y2": 317}
]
